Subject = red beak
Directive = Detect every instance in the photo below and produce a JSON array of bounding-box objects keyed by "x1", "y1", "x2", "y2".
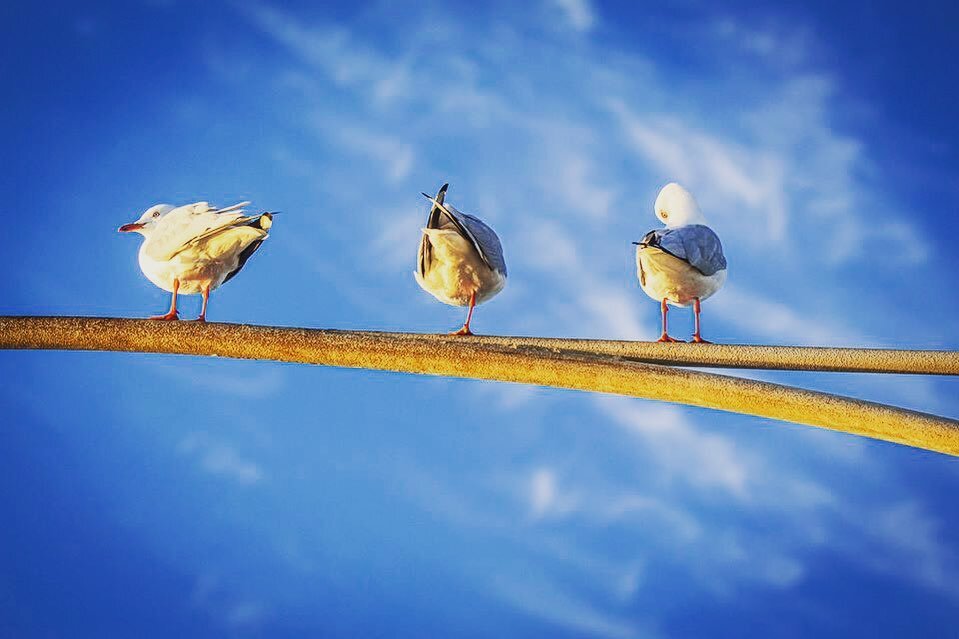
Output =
[{"x1": 118, "y1": 223, "x2": 144, "y2": 233}]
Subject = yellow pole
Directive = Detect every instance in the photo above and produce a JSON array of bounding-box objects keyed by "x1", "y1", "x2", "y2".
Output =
[
  {"x1": 418, "y1": 335, "x2": 959, "y2": 375},
  {"x1": 2, "y1": 316, "x2": 958, "y2": 457}
]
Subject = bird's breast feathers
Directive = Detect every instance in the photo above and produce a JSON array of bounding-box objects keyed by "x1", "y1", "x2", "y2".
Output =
[{"x1": 138, "y1": 225, "x2": 268, "y2": 294}]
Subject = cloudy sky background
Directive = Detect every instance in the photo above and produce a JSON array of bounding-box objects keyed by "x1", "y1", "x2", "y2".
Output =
[{"x1": 2, "y1": 0, "x2": 958, "y2": 636}]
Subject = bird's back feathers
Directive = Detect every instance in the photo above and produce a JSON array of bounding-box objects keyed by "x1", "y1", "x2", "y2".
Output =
[{"x1": 640, "y1": 224, "x2": 726, "y2": 276}]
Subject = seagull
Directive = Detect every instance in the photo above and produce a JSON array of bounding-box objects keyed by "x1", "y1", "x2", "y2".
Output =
[
  {"x1": 633, "y1": 183, "x2": 727, "y2": 343},
  {"x1": 118, "y1": 201, "x2": 274, "y2": 321},
  {"x1": 415, "y1": 183, "x2": 507, "y2": 335}
]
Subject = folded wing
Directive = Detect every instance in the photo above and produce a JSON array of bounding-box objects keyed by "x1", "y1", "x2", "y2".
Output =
[
  {"x1": 145, "y1": 201, "x2": 260, "y2": 261},
  {"x1": 641, "y1": 224, "x2": 726, "y2": 276},
  {"x1": 450, "y1": 205, "x2": 507, "y2": 276}
]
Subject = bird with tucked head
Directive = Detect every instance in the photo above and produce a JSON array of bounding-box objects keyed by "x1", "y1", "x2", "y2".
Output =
[{"x1": 633, "y1": 183, "x2": 727, "y2": 342}]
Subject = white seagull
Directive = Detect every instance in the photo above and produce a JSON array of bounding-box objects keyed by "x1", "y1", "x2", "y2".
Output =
[
  {"x1": 415, "y1": 183, "x2": 507, "y2": 335},
  {"x1": 118, "y1": 201, "x2": 274, "y2": 321},
  {"x1": 633, "y1": 183, "x2": 727, "y2": 343}
]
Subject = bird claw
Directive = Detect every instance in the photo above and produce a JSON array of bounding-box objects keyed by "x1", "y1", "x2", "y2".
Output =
[
  {"x1": 656, "y1": 334, "x2": 683, "y2": 343},
  {"x1": 193, "y1": 316, "x2": 207, "y2": 323},
  {"x1": 450, "y1": 326, "x2": 474, "y2": 336},
  {"x1": 149, "y1": 312, "x2": 179, "y2": 321},
  {"x1": 692, "y1": 335, "x2": 711, "y2": 344}
]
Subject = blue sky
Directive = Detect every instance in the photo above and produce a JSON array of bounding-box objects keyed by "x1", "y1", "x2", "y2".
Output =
[{"x1": 2, "y1": 0, "x2": 959, "y2": 637}]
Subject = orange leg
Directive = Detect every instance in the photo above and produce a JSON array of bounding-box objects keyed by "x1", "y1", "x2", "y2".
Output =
[
  {"x1": 196, "y1": 284, "x2": 210, "y2": 322},
  {"x1": 150, "y1": 279, "x2": 180, "y2": 321},
  {"x1": 452, "y1": 292, "x2": 476, "y2": 336},
  {"x1": 692, "y1": 297, "x2": 710, "y2": 343},
  {"x1": 657, "y1": 298, "x2": 682, "y2": 342}
]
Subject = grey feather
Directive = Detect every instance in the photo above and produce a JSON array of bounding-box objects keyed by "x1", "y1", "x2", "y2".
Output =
[
  {"x1": 445, "y1": 204, "x2": 508, "y2": 276},
  {"x1": 640, "y1": 224, "x2": 726, "y2": 276}
]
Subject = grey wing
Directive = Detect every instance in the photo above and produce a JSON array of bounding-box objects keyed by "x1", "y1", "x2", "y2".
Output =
[
  {"x1": 658, "y1": 224, "x2": 726, "y2": 276},
  {"x1": 453, "y1": 208, "x2": 507, "y2": 276}
]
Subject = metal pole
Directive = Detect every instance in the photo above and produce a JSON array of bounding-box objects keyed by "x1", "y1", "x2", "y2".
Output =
[{"x1": 2, "y1": 316, "x2": 958, "y2": 457}]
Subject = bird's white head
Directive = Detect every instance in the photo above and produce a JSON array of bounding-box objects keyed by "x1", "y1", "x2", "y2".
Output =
[
  {"x1": 654, "y1": 182, "x2": 706, "y2": 228},
  {"x1": 117, "y1": 204, "x2": 176, "y2": 235}
]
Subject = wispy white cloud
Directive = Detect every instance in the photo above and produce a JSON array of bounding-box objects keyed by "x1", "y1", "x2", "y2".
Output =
[
  {"x1": 369, "y1": 205, "x2": 425, "y2": 270},
  {"x1": 606, "y1": 98, "x2": 785, "y2": 246},
  {"x1": 225, "y1": 600, "x2": 269, "y2": 630},
  {"x1": 242, "y1": 3, "x2": 408, "y2": 102},
  {"x1": 311, "y1": 115, "x2": 415, "y2": 184},
  {"x1": 144, "y1": 360, "x2": 285, "y2": 398},
  {"x1": 179, "y1": 432, "x2": 264, "y2": 485},
  {"x1": 597, "y1": 397, "x2": 752, "y2": 498},
  {"x1": 709, "y1": 283, "x2": 860, "y2": 346},
  {"x1": 190, "y1": 572, "x2": 271, "y2": 631},
  {"x1": 515, "y1": 462, "x2": 705, "y2": 544},
  {"x1": 544, "y1": 151, "x2": 619, "y2": 220},
  {"x1": 713, "y1": 18, "x2": 810, "y2": 67},
  {"x1": 548, "y1": 0, "x2": 598, "y2": 33},
  {"x1": 493, "y1": 574, "x2": 643, "y2": 639},
  {"x1": 845, "y1": 500, "x2": 959, "y2": 599},
  {"x1": 527, "y1": 467, "x2": 580, "y2": 520}
]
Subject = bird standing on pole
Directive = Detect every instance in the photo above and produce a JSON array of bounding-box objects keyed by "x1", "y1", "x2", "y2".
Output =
[
  {"x1": 634, "y1": 183, "x2": 727, "y2": 343},
  {"x1": 118, "y1": 201, "x2": 274, "y2": 321},
  {"x1": 415, "y1": 183, "x2": 507, "y2": 336}
]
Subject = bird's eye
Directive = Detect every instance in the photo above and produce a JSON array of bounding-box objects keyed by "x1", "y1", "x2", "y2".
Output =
[
  {"x1": 660, "y1": 210, "x2": 669, "y2": 219},
  {"x1": 153, "y1": 211, "x2": 160, "y2": 218}
]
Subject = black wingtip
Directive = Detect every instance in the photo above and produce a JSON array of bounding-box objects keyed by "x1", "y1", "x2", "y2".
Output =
[
  {"x1": 631, "y1": 241, "x2": 641, "y2": 245},
  {"x1": 435, "y1": 183, "x2": 449, "y2": 206},
  {"x1": 421, "y1": 192, "x2": 432, "y2": 200}
]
